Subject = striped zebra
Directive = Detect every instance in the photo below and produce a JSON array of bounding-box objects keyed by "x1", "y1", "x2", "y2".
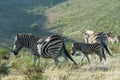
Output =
[
  {"x1": 12, "y1": 33, "x2": 77, "y2": 65},
  {"x1": 71, "y1": 42, "x2": 106, "y2": 65},
  {"x1": 83, "y1": 30, "x2": 95, "y2": 43},
  {"x1": 83, "y1": 30, "x2": 112, "y2": 56},
  {"x1": 117, "y1": 36, "x2": 120, "y2": 43},
  {"x1": 106, "y1": 31, "x2": 119, "y2": 44}
]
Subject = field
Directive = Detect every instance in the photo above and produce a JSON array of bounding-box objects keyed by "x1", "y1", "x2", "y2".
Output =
[
  {"x1": 0, "y1": 43, "x2": 120, "y2": 80},
  {"x1": 0, "y1": 0, "x2": 120, "y2": 80},
  {"x1": 43, "y1": 55, "x2": 120, "y2": 80}
]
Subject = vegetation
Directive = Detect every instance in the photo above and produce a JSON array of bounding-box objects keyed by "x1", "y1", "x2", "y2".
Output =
[
  {"x1": 0, "y1": 0, "x2": 67, "y2": 44},
  {"x1": 1, "y1": 47, "x2": 120, "y2": 80},
  {"x1": 46, "y1": 0, "x2": 120, "y2": 41},
  {"x1": 0, "y1": 0, "x2": 120, "y2": 80}
]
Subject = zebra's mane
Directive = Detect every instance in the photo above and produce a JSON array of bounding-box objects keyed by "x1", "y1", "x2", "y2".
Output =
[
  {"x1": 17, "y1": 33, "x2": 35, "y2": 37},
  {"x1": 16, "y1": 33, "x2": 37, "y2": 41}
]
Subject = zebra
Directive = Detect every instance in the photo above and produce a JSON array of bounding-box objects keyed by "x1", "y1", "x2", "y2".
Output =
[
  {"x1": 117, "y1": 36, "x2": 120, "y2": 43},
  {"x1": 71, "y1": 42, "x2": 106, "y2": 65},
  {"x1": 12, "y1": 33, "x2": 77, "y2": 65},
  {"x1": 83, "y1": 31, "x2": 97, "y2": 44},
  {"x1": 83, "y1": 30, "x2": 112, "y2": 56},
  {"x1": 106, "y1": 31, "x2": 119, "y2": 44}
]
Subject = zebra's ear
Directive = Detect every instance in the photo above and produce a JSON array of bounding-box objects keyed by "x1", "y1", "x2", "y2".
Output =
[
  {"x1": 28, "y1": 33, "x2": 32, "y2": 36},
  {"x1": 16, "y1": 34, "x2": 19, "y2": 38}
]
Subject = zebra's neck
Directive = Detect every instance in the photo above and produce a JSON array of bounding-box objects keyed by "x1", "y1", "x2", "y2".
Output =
[{"x1": 19, "y1": 36, "x2": 37, "y2": 48}]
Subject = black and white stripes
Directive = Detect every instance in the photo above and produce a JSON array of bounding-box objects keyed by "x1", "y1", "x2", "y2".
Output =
[
  {"x1": 12, "y1": 33, "x2": 77, "y2": 65},
  {"x1": 71, "y1": 42, "x2": 106, "y2": 65},
  {"x1": 12, "y1": 31, "x2": 113, "y2": 66},
  {"x1": 37, "y1": 35, "x2": 62, "y2": 58},
  {"x1": 83, "y1": 30, "x2": 112, "y2": 56},
  {"x1": 13, "y1": 33, "x2": 39, "y2": 56}
]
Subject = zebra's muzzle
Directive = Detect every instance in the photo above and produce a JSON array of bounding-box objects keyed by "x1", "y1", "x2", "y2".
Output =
[
  {"x1": 13, "y1": 50, "x2": 18, "y2": 55},
  {"x1": 71, "y1": 53, "x2": 75, "y2": 55}
]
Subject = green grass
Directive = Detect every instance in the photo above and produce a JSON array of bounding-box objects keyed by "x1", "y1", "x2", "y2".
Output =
[
  {"x1": 45, "y1": 0, "x2": 120, "y2": 41},
  {"x1": 0, "y1": 0, "x2": 120, "y2": 80},
  {"x1": 0, "y1": 42, "x2": 120, "y2": 80},
  {"x1": 0, "y1": 0, "x2": 119, "y2": 44},
  {"x1": 2, "y1": 52, "x2": 120, "y2": 80}
]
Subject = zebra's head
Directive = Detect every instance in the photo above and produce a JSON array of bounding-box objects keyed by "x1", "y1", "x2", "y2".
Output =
[
  {"x1": 13, "y1": 34, "x2": 23, "y2": 55},
  {"x1": 106, "y1": 31, "x2": 113, "y2": 37}
]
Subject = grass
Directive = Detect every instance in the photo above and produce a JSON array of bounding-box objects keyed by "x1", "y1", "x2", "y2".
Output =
[
  {"x1": 35, "y1": 54, "x2": 120, "y2": 80},
  {"x1": 0, "y1": 0, "x2": 119, "y2": 44},
  {"x1": 42, "y1": 54, "x2": 120, "y2": 80},
  {"x1": 0, "y1": 0, "x2": 120, "y2": 80},
  {"x1": 0, "y1": 39, "x2": 120, "y2": 80},
  {"x1": 0, "y1": 43, "x2": 120, "y2": 80},
  {"x1": 45, "y1": 0, "x2": 120, "y2": 41}
]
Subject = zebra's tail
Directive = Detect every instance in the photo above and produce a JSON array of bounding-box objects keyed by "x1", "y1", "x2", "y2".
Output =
[
  {"x1": 62, "y1": 42, "x2": 77, "y2": 65},
  {"x1": 101, "y1": 41, "x2": 112, "y2": 56}
]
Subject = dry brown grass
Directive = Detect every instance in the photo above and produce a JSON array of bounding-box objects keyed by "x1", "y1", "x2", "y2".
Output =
[
  {"x1": 1, "y1": 75, "x2": 26, "y2": 80},
  {"x1": 43, "y1": 54, "x2": 120, "y2": 80},
  {"x1": 1, "y1": 54, "x2": 120, "y2": 80}
]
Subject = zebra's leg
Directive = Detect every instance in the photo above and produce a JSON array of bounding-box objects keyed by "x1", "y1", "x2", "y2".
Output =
[
  {"x1": 103, "y1": 42, "x2": 112, "y2": 56},
  {"x1": 80, "y1": 54, "x2": 85, "y2": 66},
  {"x1": 51, "y1": 53, "x2": 60, "y2": 65},
  {"x1": 61, "y1": 50, "x2": 68, "y2": 63},
  {"x1": 71, "y1": 47, "x2": 76, "y2": 55},
  {"x1": 99, "y1": 57, "x2": 102, "y2": 63},
  {"x1": 37, "y1": 57, "x2": 41, "y2": 67},
  {"x1": 33, "y1": 55, "x2": 37, "y2": 66},
  {"x1": 33, "y1": 55, "x2": 40, "y2": 67},
  {"x1": 85, "y1": 54, "x2": 90, "y2": 64},
  {"x1": 96, "y1": 51, "x2": 106, "y2": 63}
]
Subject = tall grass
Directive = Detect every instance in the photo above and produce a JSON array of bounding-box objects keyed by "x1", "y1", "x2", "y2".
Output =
[{"x1": 1, "y1": 42, "x2": 120, "y2": 80}]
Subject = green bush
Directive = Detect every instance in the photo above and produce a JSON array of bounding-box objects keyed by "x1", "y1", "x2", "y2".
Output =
[
  {"x1": 9, "y1": 50, "x2": 48, "y2": 80},
  {"x1": 0, "y1": 49, "x2": 9, "y2": 59},
  {"x1": 30, "y1": 23, "x2": 39, "y2": 31},
  {"x1": 0, "y1": 63, "x2": 10, "y2": 77}
]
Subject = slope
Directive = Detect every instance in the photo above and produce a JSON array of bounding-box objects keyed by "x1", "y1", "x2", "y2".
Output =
[
  {"x1": 0, "y1": 0, "x2": 67, "y2": 46},
  {"x1": 45, "y1": 0, "x2": 120, "y2": 41}
]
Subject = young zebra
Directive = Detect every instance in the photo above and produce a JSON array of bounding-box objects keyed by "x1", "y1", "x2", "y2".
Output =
[
  {"x1": 83, "y1": 30, "x2": 112, "y2": 56},
  {"x1": 12, "y1": 33, "x2": 77, "y2": 65},
  {"x1": 71, "y1": 42, "x2": 106, "y2": 65}
]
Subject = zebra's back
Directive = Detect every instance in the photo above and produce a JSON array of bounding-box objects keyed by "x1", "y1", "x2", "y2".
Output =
[
  {"x1": 37, "y1": 35, "x2": 63, "y2": 58},
  {"x1": 72, "y1": 42, "x2": 106, "y2": 65},
  {"x1": 72, "y1": 42, "x2": 102, "y2": 54}
]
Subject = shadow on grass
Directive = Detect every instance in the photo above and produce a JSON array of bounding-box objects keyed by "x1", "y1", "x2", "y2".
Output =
[{"x1": 0, "y1": 63, "x2": 11, "y2": 79}]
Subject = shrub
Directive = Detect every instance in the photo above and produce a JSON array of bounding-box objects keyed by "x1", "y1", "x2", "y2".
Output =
[
  {"x1": 30, "y1": 23, "x2": 39, "y2": 31},
  {"x1": 0, "y1": 49, "x2": 9, "y2": 60}
]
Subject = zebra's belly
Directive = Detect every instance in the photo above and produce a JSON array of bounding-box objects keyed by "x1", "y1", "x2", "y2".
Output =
[
  {"x1": 41, "y1": 51, "x2": 52, "y2": 58},
  {"x1": 41, "y1": 54, "x2": 52, "y2": 59},
  {"x1": 82, "y1": 50, "x2": 93, "y2": 54}
]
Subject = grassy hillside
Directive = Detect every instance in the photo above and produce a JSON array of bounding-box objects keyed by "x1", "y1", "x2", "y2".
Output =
[
  {"x1": 45, "y1": 0, "x2": 120, "y2": 41},
  {"x1": 0, "y1": 0, "x2": 119, "y2": 44},
  {"x1": 0, "y1": 0, "x2": 120, "y2": 80}
]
